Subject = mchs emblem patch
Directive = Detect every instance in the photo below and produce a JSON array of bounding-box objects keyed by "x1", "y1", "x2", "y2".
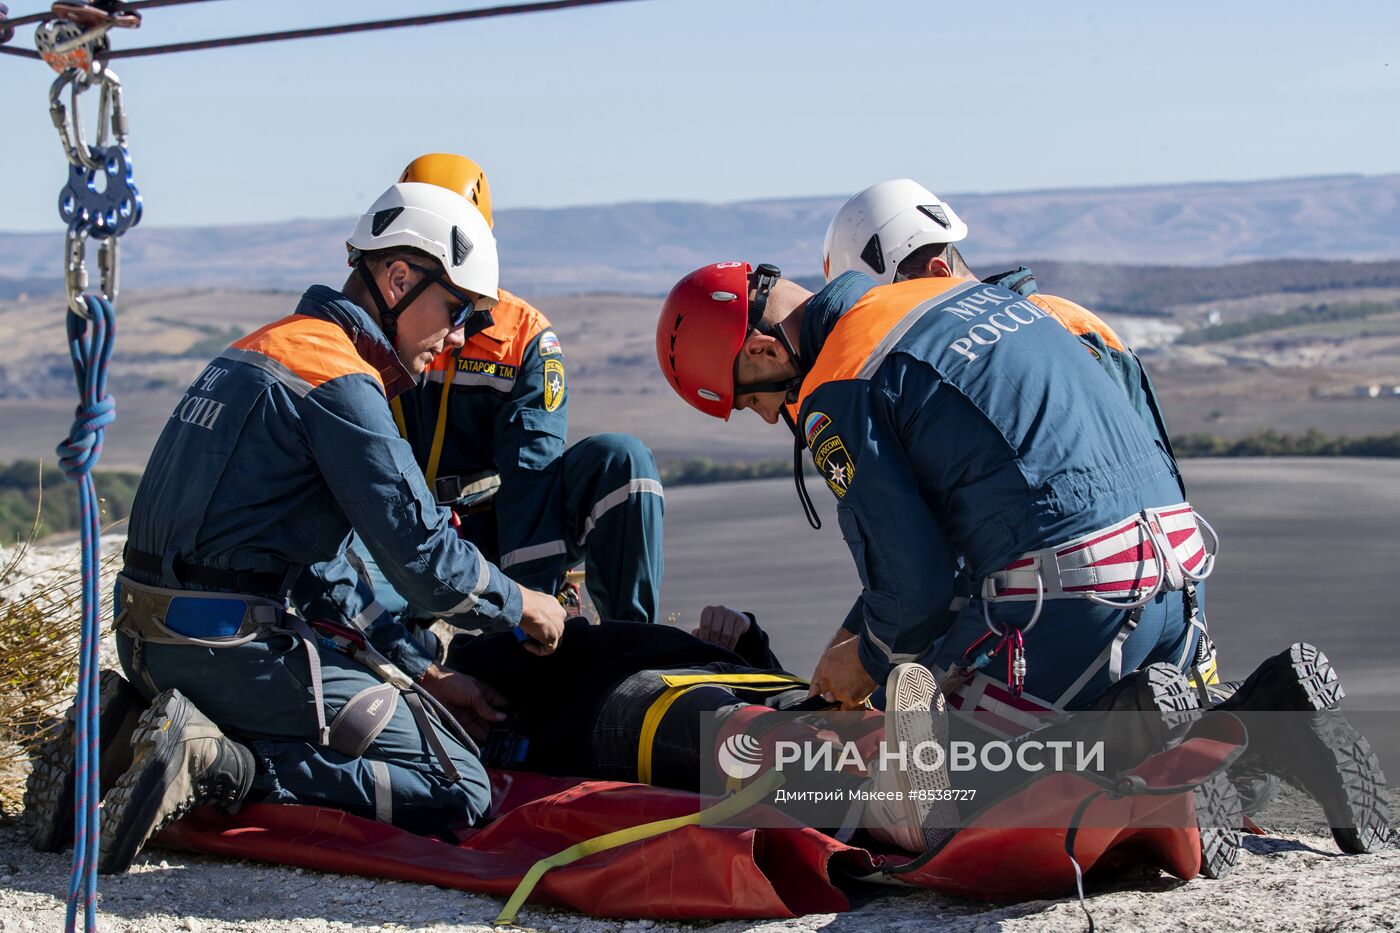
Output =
[{"x1": 812, "y1": 434, "x2": 854, "y2": 498}]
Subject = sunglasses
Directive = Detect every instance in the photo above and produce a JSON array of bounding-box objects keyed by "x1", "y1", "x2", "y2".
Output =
[{"x1": 406, "y1": 262, "x2": 485, "y2": 330}]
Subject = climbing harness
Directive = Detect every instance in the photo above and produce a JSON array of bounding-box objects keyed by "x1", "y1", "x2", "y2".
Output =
[{"x1": 947, "y1": 503, "x2": 1220, "y2": 701}]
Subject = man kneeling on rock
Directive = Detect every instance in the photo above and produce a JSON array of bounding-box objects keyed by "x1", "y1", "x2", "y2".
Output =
[{"x1": 25, "y1": 174, "x2": 566, "y2": 873}]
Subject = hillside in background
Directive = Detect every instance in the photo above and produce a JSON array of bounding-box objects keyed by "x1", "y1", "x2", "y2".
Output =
[
  {"x1": 2, "y1": 172, "x2": 1397, "y2": 487},
  {"x1": 2, "y1": 173, "x2": 1397, "y2": 296}
]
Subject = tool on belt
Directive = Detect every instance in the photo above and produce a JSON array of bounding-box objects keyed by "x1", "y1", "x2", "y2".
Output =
[{"x1": 113, "y1": 574, "x2": 479, "y2": 782}]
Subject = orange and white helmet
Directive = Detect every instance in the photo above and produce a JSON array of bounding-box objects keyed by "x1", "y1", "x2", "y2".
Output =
[
  {"x1": 400, "y1": 152, "x2": 494, "y2": 228},
  {"x1": 822, "y1": 178, "x2": 968, "y2": 284}
]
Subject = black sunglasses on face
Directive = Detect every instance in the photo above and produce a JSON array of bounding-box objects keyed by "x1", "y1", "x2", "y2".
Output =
[{"x1": 406, "y1": 262, "x2": 481, "y2": 330}]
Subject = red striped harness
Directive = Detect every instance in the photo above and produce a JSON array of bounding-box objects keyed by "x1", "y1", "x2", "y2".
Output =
[
  {"x1": 945, "y1": 503, "x2": 1218, "y2": 706},
  {"x1": 982, "y1": 502, "x2": 1217, "y2": 611}
]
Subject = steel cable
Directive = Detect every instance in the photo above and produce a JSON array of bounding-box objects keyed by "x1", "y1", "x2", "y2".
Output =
[{"x1": 1, "y1": 0, "x2": 643, "y2": 60}]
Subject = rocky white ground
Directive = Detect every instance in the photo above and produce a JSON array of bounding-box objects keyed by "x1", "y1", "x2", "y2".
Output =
[{"x1": 0, "y1": 823, "x2": 1397, "y2": 933}]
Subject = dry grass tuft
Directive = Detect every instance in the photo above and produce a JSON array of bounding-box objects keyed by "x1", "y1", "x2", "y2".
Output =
[{"x1": 0, "y1": 478, "x2": 120, "y2": 818}]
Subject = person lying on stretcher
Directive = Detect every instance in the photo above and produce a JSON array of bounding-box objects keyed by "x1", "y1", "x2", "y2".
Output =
[{"x1": 442, "y1": 611, "x2": 1392, "y2": 861}]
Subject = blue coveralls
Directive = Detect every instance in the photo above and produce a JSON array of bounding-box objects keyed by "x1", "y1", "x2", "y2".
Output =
[
  {"x1": 984, "y1": 269, "x2": 1213, "y2": 677},
  {"x1": 117, "y1": 286, "x2": 523, "y2": 833},
  {"x1": 800, "y1": 274, "x2": 1199, "y2": 710},
  {"x1": 983, "y1": 267, "x2": 1182, "y2": 488},
  {"x1": 385, "y1": 289, "x2": 663, "y2": 623}
]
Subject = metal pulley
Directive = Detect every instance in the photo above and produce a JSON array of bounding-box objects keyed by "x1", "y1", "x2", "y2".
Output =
[{"x1": 34, "y1": 2, "x2": 139, "y2": 73}]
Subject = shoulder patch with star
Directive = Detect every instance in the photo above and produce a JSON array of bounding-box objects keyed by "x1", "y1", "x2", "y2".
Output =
[
  {"x1": 812, "y1": 434, "x2": 855, "y2": 498},
  {"x1": 543, "y1": 358, "x2": 565, "y2": 412}
]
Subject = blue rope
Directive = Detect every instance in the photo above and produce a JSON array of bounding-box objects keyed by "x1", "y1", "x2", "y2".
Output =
[{"x1": 57, "y1": 294, "x2": 116, "y2": 933}]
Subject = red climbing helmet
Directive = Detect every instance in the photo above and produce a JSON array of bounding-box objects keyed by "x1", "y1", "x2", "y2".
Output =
[{"x1": 656, "y1": 261, "x2": 786, "y2": 420}]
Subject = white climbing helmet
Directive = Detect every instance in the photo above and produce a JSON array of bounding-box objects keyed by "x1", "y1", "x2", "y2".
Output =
[
  {"x1": 822, "y1": 178, "x2": 969, "y2": 285},
  {"x1": 347, "y1": 181, "x2": 498, "y2": 307}
]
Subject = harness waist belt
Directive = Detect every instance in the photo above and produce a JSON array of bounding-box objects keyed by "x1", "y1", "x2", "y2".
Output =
[
  {"x1": 113, "y1": 576, "x2": 480, "y2": 769},
  {"x1": 122, "y1": 546, "x2": 286, "y2": 598},
  {"x1": 113, "y1": 574, "x2": 284, "y2": 644},
  {"x1": 982, "y1": 502, "x2": 1216, "y2": 603}
]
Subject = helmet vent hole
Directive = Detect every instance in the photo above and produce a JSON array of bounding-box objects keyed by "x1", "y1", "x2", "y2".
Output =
[
  {"x1": 918, "y1": 204, "x2": 952, "y2": 228},
  {"x1": 452, "y1": 227, "x2": 472, "y2": 265},
  {"x1": 710, "y1": 291, "x2": 737, "y2": 302},
  {"x1": 860, "y1": 234, "x2": 885, "y2": 275},
  {"x1": 370, "y1": 207, "x2": 403, "y2": 236}
]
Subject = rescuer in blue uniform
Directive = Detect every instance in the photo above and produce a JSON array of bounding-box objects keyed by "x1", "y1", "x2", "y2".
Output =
[
  {"x1": 381, "y1": 154, "x2": 664, "y2": 627},
  {"x1": 657, "y1": 260, "x2": 1207, "y2": 710},
  {"x1": 654, "y1": 257, "x2": 1392, "y2": 865},
  {"x1": 821, "y1": 179, "x2": 1221, "y2": 688},
  {"x1": 27, "y1": 178, "x2": 568, "y2": 875}
]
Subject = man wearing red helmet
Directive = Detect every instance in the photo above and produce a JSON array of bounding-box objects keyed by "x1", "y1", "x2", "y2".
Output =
[
  {"x1": 657, "y1": 260, "x2": 1205, "y2": 710},
  {"x1": 654, "y1": 260, "x2": 1393, "y2": 868}
]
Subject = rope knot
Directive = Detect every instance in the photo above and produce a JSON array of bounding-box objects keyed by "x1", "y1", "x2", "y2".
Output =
[
  {"x1": 55, "y1": 295, "x2": 116, "y2": 482},
  {"x1": 57, "y1": 394, "x2": 116, "y2": 479}
]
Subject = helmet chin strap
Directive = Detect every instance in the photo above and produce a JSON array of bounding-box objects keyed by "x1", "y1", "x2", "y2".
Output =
[
  {"x1": 355, "y1": 259, "x2": 442, "y2": 351},
  {"x1": 781, "y1": 407, "x2": 822, "y2": 531},
  {"x1": 732, "y1": 262, "x2": 822, "y2": 530}
]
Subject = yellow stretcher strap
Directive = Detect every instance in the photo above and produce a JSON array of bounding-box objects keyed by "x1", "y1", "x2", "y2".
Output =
[
  {"x1": 657, "y1": 672, "x2": 808, "y2": 689},
  {"x1": 637, "y1": 685, "x2": 701, "y2": 785},
  {"x1": 424, "y1": 360, "x2": 457, "y2": 490},
  {"x1": 389, "y1": 396, "x2": 408, "y2": 439},
  {"x1": 637, "y1": 673, "x2": 808, "y2": 785},
  {"x1": 493, "y1": 769, "x2": 785, "y2": 926}
]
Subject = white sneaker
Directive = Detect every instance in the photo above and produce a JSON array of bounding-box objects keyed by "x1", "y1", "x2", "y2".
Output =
[{"x1": 865, "y1": 663, "x2": 958, "y2": 853}]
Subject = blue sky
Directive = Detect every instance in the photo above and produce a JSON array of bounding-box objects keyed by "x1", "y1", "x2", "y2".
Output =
[{"x1": 0, "y1": 0, "x2": 1396, "y2": 231}]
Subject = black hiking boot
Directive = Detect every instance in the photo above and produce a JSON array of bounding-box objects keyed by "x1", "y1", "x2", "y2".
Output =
[
  {"x1": 1085, "y1": 663, "x2": 1241, "y2": 878},
  {"x1": 98, "y1": 689, "x2": 255, "y2": 874},
  {"x1": 23, "y1": 669, "x2": 146, "y2": 852},
  {"x1": 1207, "y1": 679, "x2": 1281, "y2": 816},
  {"x1": 1214, "y1": 643, "x2": 1392, "y2": 853}
]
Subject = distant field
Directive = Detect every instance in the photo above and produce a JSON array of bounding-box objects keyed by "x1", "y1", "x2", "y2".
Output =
[
  {"x1": 5, "y1": 274, "x2": 1400, "y2": 470},
  {"x1": 1265, "y1": 310, "x2": 1400, "y2": 339}
]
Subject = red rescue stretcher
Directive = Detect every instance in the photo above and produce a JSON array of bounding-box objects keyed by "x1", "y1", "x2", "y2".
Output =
[{"x1": 156, "y1": 720, "x2": 1244, "y2": 921}]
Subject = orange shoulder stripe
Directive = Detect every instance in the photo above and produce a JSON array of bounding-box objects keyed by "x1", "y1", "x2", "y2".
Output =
[
  {"x1": 1028, "y1": 294, "x2": 1126, "y2": 352},
  {"x1": 231, "y1": 314, "x2": 382, "y2": 389},
  {"x1": 458, "y1": 287, "x2": 554, "y2": 369},
  {"x1": 795, "y1": 277, "x2": 968, "y2": 412}
]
